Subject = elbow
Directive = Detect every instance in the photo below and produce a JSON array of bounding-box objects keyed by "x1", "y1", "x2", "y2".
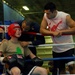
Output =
[{"x1": 40, "y1": 28, "x2": 43, "y2": 34}]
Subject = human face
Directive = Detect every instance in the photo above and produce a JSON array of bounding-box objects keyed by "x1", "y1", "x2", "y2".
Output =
[
  {"x1": 0, "y1": 28, "x2": 4, "y2": 33},
  {"x1": 14, "y1": 28, "x2": 21, "y2": 38},
  {"x1": 44, "y1": 10, "x2": 55, "y2": 19},
  {"x1": 22, "y1": 21, "x2": 30, "y2": 31}
]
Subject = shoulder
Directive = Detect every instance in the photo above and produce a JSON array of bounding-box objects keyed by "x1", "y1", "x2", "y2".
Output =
[
  {"x1": 58, "y1": 11, "x2": 70, "y2": 16},
  {"x1": 1, "y1": 39, "x2": 8, "y2": 44},
  {"x1": 43, "y1": 13, "x2": 46, "y2": 19},
  {"x1": 1, "y1": 40, "x2": 10, "y2": 48},
  {"x1": 0, "y1": 40, "x2": 9, "y2": 52}
]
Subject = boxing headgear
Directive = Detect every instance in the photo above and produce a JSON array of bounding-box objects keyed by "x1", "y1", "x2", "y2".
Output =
[{"x1": 8, "y1": 23, "x2": 20, "y2": 37}]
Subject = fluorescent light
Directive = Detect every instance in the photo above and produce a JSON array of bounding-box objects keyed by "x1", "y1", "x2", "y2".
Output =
[
  {"x1": 23, "y1": 6, "x2": 29, "y2": 10},
  {"x1": 3, "y1": 0, "x2": 8, "y2": 5},
  {"x1": 3, "y1": 0, "x2": 6, "y2": 3}
]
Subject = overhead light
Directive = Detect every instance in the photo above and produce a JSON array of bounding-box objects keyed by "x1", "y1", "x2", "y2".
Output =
[
  {"x1": 3, "y1": 0, "x2": 6, "y2": 3},
  {"x1": 22, "y1": 6, "x2": 29, "y2": 11},
  {"x1": 3, "y1": 0, "x2": 8, "y2": 5}
]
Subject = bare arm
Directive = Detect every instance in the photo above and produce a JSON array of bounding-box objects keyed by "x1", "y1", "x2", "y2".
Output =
[
  {"x1": 29, "y1": 52, "x2": 36, "y2": 59},
  {"x1": 60, "y1": 15, "x2": 75, "y2": 34},
  {"x1": 20, "y1": 41, "x2": 31, "y2": 47},
  {"x1": 40, "y1": 17, "x2": 61, "y2": 36},
  {"x1": 40, "y1": 17, "x2": 53, "y2": 35}
]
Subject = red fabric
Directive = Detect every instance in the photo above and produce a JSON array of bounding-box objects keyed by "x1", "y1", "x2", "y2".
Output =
[{"x1": 8, "y1": 23, "x2": 20, "y2": 37}]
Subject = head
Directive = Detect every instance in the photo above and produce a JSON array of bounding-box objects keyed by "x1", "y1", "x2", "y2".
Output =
[
  {"x1": 0, "y1": 26, "x2": 5, "y2": 40},
  {"x1": 44, "y1": 2, "x2": 57, "y2": 19},
  {"x1": 0, "y1": 26, "x2": 5, "y2": 33},
  {"x1": 21, "y1": 20, "x2": 31, "y2": 31},
  {"x1": 8, "y1": 23, "x2": 21, "y2": 38},
  {"x1": 18, "y1": 19, "x2": 33, "y2": 31}
]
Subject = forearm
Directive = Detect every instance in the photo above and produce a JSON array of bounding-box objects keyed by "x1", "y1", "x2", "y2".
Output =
[
  {"x1": 60, "y1": 28, "x2": 75, "y2": 35},
  {"x1": 29, "y1": 52, "x2": 36, "y2": 59},
  {"x1": 40, "y1": 28, "x2": 54, "y2": 35}
]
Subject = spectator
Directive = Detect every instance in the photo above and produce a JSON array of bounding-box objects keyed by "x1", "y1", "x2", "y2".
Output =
[
  {"x1": 0, "y1": 26, "x2": 5, "y2": 43},
  {"x1": 0, "y1": 26, "x2": 5, "y2": 73}
]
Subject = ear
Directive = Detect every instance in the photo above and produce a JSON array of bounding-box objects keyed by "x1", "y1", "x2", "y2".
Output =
[{"x1": 8, "y1": 31, "x2": 11, "y2": 36}]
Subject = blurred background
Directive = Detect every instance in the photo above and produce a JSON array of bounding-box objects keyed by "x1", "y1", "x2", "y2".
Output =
[{"x1": 0, "y1": 0, "x2": 75, "y2": 24}]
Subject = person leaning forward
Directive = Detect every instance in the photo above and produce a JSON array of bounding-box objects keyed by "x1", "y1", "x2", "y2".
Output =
[{"x1": 40, "y1": 2, "x2": 75, "y2": 75}]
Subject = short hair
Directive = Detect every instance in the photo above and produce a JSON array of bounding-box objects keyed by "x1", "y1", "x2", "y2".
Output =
[
  {"x1": 0, "y1": 26, "x2": 5, "y2": 30},
  {"x1": 44, "y1": 2, "x2": 56, "y2": 12}
]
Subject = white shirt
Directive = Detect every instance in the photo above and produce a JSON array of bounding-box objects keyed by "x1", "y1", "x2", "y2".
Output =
[{"x1": 44, "y1": 11, "x2": 74, "y2": 53}]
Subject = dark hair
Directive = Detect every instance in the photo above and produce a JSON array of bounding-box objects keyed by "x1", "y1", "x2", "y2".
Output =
[
  {"x1": 24, "y1": 18, "x2": 35, "y2": 28},
  {"x1": 16, "y1": 18, "x2": 34, "y2": 28},
  {"x1": 44, "y1": 2, "x2": 56, "y2": 12}
]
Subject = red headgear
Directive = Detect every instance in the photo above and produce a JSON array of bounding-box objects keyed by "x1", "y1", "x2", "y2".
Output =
[{"x1": 8, "y1": 23, "x2": 20, "y2": 37}]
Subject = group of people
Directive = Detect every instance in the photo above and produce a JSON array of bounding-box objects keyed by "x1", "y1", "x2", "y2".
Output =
[
  {"x1": 0, "y1": 1, "x2": 75, "y2": 75},
  {"x1": 0, "y1": 23, "x2": 47, "y2": 75}
]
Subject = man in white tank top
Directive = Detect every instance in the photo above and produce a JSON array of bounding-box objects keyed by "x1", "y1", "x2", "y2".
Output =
[{"x1": 40, "y1": 2, "x2": 75, "y2": 75}]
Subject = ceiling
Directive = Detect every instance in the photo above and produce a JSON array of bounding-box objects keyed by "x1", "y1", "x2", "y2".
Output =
[{"x1": 3, "y1": 0, "x2": 75, "y2": 24}]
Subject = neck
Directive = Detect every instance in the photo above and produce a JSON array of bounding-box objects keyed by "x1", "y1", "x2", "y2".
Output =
[
  {"x1": 10, "y1": 37, "x2": 18, "y2": 43},
  {"x1": 54, "y1": 10, "x2": 57, "y2": 17}
]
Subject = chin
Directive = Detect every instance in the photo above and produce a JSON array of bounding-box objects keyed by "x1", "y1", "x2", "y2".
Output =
[{"x1": 16, "y1": 35, "x2": 21, "y2": 37}]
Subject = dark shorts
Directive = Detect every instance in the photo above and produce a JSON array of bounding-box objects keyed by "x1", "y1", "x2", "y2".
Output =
[
  {"x1": 22, "y1": 62, "x2": 36, "y2": 75},
  {"x1": 7, "y1": 65, "x2": 36, "y2": 75},
  {"x1": 8, "y1": 60, "x2": 36, "y2": 75},
  {"x1": 52, "y1": 48, "x2": 75, "y2": 74}
]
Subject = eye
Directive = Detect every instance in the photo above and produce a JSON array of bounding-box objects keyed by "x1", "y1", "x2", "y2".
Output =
[
  {"x1": 18, "y1": 29, "x2": 21, "y2": 31},
  {"x1": 14, "y1": 28, "x2": 17, "y2": 30}
]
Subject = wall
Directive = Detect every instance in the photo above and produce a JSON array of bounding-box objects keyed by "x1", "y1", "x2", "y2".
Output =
[
  {"x1": 3, "y1": 3, "x2": 24, "y2": 24},
  {"x1": 0, "y1": 0, "x2": 4, "y2": 24}
]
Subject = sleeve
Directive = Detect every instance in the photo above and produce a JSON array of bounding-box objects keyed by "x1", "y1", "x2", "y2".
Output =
[
  {"x1": 32, "y1": 35, "x2": 45, "y2": 45},
  {"x1": 31, "y1": 22, "x2": 45, "y2": 45},
  {"x1": 24, "y1": 46, "x2": 32, "y2": 56},
  {"x1": 0, "y1": 41, "x2": 8, "y2": 53}
]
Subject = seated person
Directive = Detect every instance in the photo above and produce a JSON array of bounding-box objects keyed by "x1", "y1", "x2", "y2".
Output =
[
  {"x1": 0, "y1": 23, "x2": 47, "y2": 75},
  {"x1": 0, "y1": 26, "x2": 5, "y2": 43},
  {"x1": 0, "y1": 26, "x2": 5, "y2": 73}
]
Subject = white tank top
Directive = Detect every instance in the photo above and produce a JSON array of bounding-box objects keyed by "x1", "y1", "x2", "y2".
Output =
[{"x1": 44, "y1": 11, "x2": 74, "y2": 53}]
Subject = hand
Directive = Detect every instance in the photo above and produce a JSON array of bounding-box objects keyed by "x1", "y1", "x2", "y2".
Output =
[
  {"x1": 32, "y1": 57, "x2": 43, "y2": 66},
  {"x1": 53, "y1": 31, "x2": 62, "y2": 37}
]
